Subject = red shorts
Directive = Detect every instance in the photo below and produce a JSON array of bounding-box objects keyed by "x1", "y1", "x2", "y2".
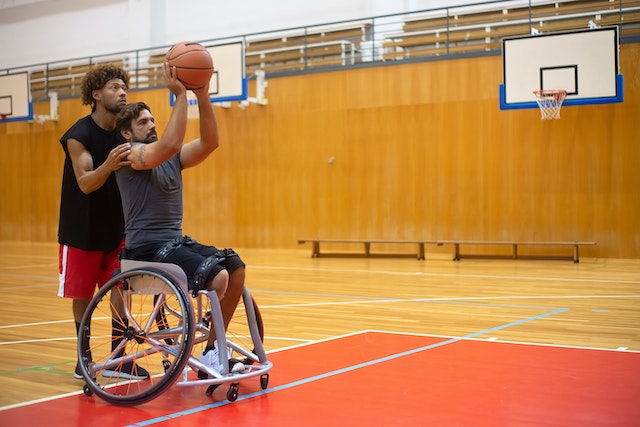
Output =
[{"x1": 58, "y1": 240, "x2": 125, "y2": 300}]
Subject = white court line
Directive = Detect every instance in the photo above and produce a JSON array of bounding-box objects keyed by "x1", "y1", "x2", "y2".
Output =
[
  {"x1": 1, "y1": 294, "x2": 639, "y2": 336},
  {"x1": 255, "y1": 294, "x2": 640, "y2": 310},
  {"x1": 0, "y1": 332, "x2": 324, "y2": 411},
  {"x1": 0, "y1": 318, "x2": 74, "y2": 329},
  {"x1": 0, "y1": 336, "x2": 77, "y2": 345},
  {"x1": 364, "y1": 329, "x2": 640, "y2": 353},
  {"x1": 2, "y1": 263, "x2": 638, "y2": 290},
  {"x1": 0, "y1": 264, "x2": 57, "y2": 276},
  {"x1": 0, "y1": 316, "x2": 109, "y2": 332},
  {"x1": 0, "y1": 254, "x2": 53, "y2": 260},
  {"x1": 0, "y1": 283, "x2": 58, "y2": 291},
  {"x1": 0, "y1": 390, "x2": 86, "y2": 411},
  {"x1": 251, "y1": 264, "x2": 640, "y2": 284},
  {"x1": 1, "y1": 328, "x2": 637, "y2": 412},
  {"x1": 121, "y1": 316, "x2": 640, "y2": 426},
  {"x1": 0, "y1": 334, "x2": 309, "y2": 347}
]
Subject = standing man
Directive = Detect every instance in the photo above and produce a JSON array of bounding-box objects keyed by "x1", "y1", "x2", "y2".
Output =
[
  {"x1": 114, "y1": 63, "x2": 246, "y2": 376},
  {"x1": 58, "y1": 64, "x2": 148, "y2": 380}
]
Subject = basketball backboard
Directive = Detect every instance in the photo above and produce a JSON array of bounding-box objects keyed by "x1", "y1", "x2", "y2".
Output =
[
  {"x1": 500, "y1": 27, "x2": 622, "y2": 110},
  {"x1": 170, "y1": 41, "x2": 247, "y2": 109},
  {"x1": 0, "y1": 72, "x2": 33, "y2": 122}
]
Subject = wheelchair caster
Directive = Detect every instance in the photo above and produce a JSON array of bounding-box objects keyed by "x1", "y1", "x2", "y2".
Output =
[
  {"x1": 83, "y1": 384, "x2": 94, "y2": 397},
  {"x1": 205, "y1": 384, "x2": 220, "y2": 396},
  {"x1": 260, "y1": 373, "x2": 269, "y2": 390},
  {"x1": 162, "y1": 359, "x2": 171, "y2": 373},
  {"x1": 227, "y1": 383, "x2": 239, "y2": 401}
]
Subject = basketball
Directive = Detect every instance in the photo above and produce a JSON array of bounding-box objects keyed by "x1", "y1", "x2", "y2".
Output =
[{"x1": 165, "y1": 42, "x2": 214, "y2": 89}]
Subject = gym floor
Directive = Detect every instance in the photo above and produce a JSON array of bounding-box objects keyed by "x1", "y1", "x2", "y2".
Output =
[{"x1": 1, "y1": 242, "x2": 639, "y2": 426}]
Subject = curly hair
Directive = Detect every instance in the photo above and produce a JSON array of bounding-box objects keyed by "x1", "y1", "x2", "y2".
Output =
[{"x1": 80, "y1": 64, "x2": 130, "y2": 110}]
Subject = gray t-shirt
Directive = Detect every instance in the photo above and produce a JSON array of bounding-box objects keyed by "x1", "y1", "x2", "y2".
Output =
[{"x1": 115, "y1": 149, "x2": 183, "y2": 249}]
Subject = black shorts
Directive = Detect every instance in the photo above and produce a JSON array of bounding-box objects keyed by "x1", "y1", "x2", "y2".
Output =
[{"x1": 121, "y1": 237, "x2": 245, "y2": 290}]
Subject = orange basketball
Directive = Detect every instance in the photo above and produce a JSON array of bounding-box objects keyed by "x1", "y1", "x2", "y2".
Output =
[{"x1": 165, "y1": 42, "x2": 214, "y2": 90}]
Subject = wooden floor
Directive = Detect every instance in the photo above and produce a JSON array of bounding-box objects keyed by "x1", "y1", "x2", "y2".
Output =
[{"x1": 1, "y1": 242, "x2": 639, "y2": 423}]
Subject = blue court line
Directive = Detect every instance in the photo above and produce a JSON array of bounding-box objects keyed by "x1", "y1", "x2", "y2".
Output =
[{"x1": 126, "y1": 307, "x2": 568, "y2": 427}]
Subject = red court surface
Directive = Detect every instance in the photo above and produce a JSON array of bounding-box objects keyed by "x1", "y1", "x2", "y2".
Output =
[{"x1": 2, "y1": 331, "x2": 639, "y2": 426}]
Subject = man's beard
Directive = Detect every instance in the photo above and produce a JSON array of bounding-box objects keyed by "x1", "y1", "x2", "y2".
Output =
[
  {"x1": 143, "y1": 132, "x2": 158, "y2": 143},
  {"x1": 105, "y1": 102, "x2": 123, "y2": 115},
  {"x1": 105, "y1": 96, "x2": 126, "y2": 114}
]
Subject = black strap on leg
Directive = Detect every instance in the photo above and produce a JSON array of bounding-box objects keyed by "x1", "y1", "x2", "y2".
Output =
[
  {"x1": 192, "y1": 255, "x2": 226, "y2": 298},
  {"x1": 215, "y1": 248, "x2": 238, "y2": 259},
  {"x1": 153, "y1": 236, "x2": 198, "y2": 262},
  {"x1": 181, "y1": 235, "x2": 196, "y2": 246},
  {"x1": 153, "y1": 239, "x2": 181, "y2": 262}
]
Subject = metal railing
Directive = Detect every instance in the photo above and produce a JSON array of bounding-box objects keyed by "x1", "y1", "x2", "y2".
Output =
[{"x1": 2, "y1": 0, "x2": 639, "y2": 101}]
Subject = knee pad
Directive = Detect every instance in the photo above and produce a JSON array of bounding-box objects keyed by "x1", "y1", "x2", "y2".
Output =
[{"x1": 192, "y1": 255, "x2": 226, "y2": 298}]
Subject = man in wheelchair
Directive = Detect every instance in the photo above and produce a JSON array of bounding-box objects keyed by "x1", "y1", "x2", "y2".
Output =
[{"x1": 114, "y1": 63, "x2": 246, "y2": 376}]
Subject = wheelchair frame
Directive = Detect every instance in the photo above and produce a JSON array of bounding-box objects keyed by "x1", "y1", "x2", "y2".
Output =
[{"x1": 77, "y1": 260, "x2": 272, "y2": 406}]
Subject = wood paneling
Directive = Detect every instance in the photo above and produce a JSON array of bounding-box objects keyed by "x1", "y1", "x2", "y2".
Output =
[{"x1": 0, "y1": 44, "x2": 638, "y2": 257}]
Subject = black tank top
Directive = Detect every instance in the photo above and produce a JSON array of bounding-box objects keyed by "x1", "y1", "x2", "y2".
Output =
[{"x1": 58, "y1": 115, "x2": 125, "y2": 251}]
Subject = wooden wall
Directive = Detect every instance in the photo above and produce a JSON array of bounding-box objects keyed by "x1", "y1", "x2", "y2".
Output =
[{"x1": 1, "y1": 43, "x2": 638, "y2": 258}]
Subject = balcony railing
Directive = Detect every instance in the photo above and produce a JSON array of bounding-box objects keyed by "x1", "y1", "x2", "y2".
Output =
[{"x1": 2, "y1": 0, "x2": 639, "y2": 102}]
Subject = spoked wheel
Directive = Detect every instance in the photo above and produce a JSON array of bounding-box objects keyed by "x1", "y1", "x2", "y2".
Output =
[{"x1": 78, "y1": 267, "x2": 194, "y2": 406}]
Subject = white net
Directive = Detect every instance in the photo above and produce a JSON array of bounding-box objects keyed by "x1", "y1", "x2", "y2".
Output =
[{"x1": 533, "y1": 90, "x2": 567, "y2": 120}]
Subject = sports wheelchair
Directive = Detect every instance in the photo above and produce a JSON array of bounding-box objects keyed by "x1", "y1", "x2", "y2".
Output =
[{"x1": 77, "y1": 259, "x2": 272, "y2": 406}]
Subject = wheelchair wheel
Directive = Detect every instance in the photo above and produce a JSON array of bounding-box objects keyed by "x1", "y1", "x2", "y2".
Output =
[{"x1": 78, "y1": 267, "x2": 194, "y2": 406}]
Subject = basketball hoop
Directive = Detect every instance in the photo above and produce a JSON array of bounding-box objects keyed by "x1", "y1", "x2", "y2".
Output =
[
  {"x1": 533, "y1": 90, "x2": 567, "y2": 120},
  {"x1": 0, "y1": 113, "x2": 7, "y2": 122}
]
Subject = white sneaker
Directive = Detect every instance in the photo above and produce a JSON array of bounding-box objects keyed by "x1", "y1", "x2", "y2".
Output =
[{"x1": 199, "y1": 343, "x2": 244, "y2": 377}]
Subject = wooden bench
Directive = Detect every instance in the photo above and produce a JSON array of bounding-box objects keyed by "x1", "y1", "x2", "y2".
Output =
[
  {"x1": 247, "y1": 61, "x2": 304, "y2": 73},
  {"x1": 298, "y1": 239, "x2": 596, "y2": 263},
  {"x1": 386, "y1": 0, "x2": 633, "y2": 62},
  {"x1": 382, "y1": 16, "x2": 533, "y2": 61},
  {"x1": 246, "y1": 22, "x2": 369, "y2": 53},
  {"x1": 297, "y1": 239, "x2": 437, "y2": 260},
  {"x1": 440, "y1": 240, "x2": 597, "y2": 263},
  {"x1": 246, "y1": 40, "x2": 356, "y2": 72},
  {"x1": 382, "y1": 41, "x2": 501, "y2": 61},
  {"x1": 31, "y1": 75, "x2": 84, "y2": 99},
  {"x1": 129, "y1": 67, "x2": 165, "y2": 88},
  {"x1": 617, "y1": 9, "x2": 640, "y2": 37},
  {"x1": 400, "y1": 1, "x2": 608, "y2": 33},
  {"x1": 126, "y1": 54, "x2": 167, "y2": 89},
  {"x1": 400, "y1": 2, "x2": 557, "y2": 33},
  {"x1": 246, "y1": 48, "x2": 304, "y2": 66},
  {"x1": 383, "y1": 27, "x2": 487, "y2": 49},
  {"x1": 29, "y1": 60, "x2": 124, "y2": 100}
]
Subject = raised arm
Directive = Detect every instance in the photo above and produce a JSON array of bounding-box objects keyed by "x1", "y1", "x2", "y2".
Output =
[
  {"x1": 127, "y1": 63, "x2": 188, "y2": 170},
  {"x1": 179, "y1": 82, "x2": 220, "y2": 169}
]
